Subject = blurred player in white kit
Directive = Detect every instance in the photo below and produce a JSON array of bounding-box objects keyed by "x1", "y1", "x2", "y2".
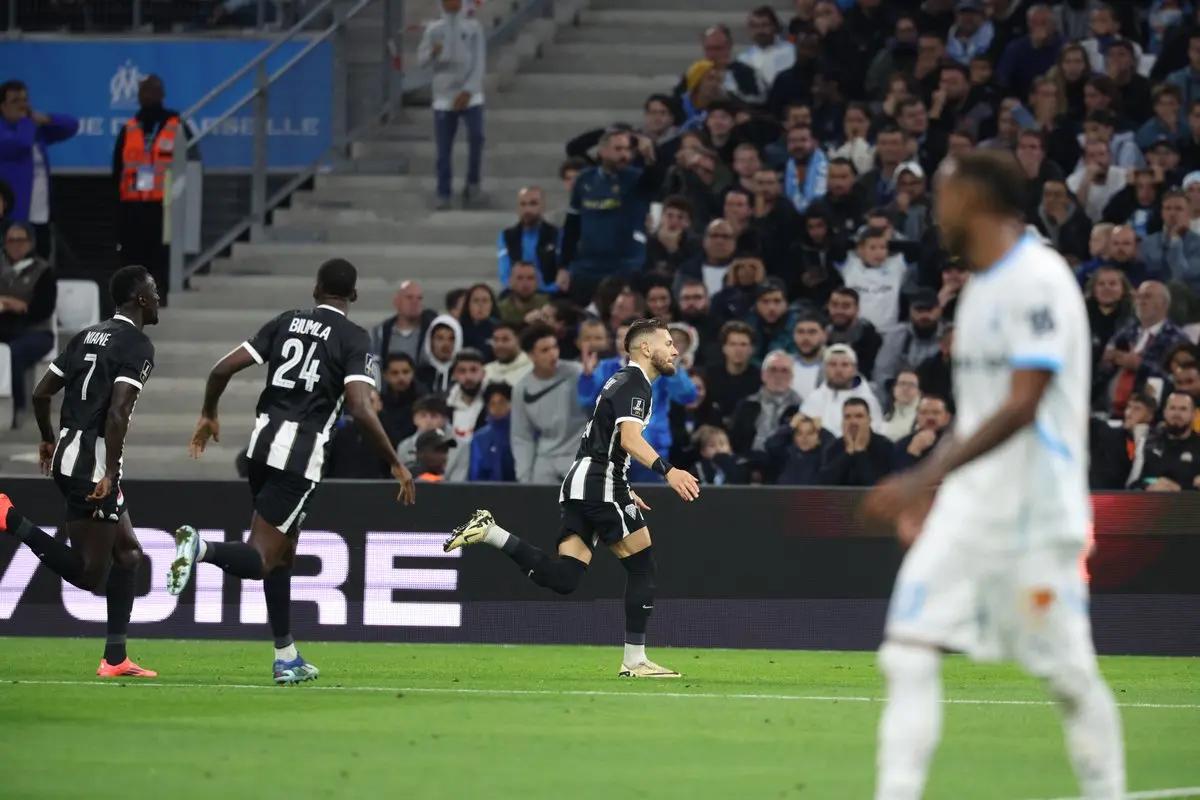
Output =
[{"x1": 864, "y1": 150, "x2": 1126, "y2": 800}]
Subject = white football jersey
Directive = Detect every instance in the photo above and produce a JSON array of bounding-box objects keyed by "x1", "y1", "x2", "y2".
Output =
[{"x1": 932, "y1": 234, "x2": 1091, "y2": 548}]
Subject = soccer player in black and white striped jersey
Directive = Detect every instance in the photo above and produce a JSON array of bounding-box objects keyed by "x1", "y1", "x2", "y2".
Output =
[
  {"x1": 444, "y1": 319, "x2": 701, "y2": 678},
  {"x1": 166, "y1": 259, "x2": 416, "y2": 685},
  {"x1": 0, "y1": 265, "x2": 160, "y2": 678}
]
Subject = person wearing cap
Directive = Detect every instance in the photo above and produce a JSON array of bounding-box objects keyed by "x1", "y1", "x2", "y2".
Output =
[
  {"x1": 746, "y1": 277, "x2": 793, "y2": 363},
  {"x1": 413, "y1": 429, "x2": 457, "y2": 482},
  {"x1": 396, "y1": 395, "x2": 465, "y2": 477},
  {"x1": 1034, "y1": 178, "x2": 1092, "y2": 264},
  {"x1": 1139, "y1": 189, "x2": 1200, "y2": 296},
  {"x1": 888, "y1": 160, "x2": 933, "y2": 243},
  {"x1": 837, "y1": 225, "x2": 912, "y2": 335},
  {"x1": 945, "y1": 0, "x2": 993, "y2": 66},
  {"x1": 468, "y1": 383, "x2": 516, "y2": 482},
  {"x1": 1101, "y1": 168, "x2": 1163, "y2": 240},
  {"x1": 1136, "y1": 85, "x2": 1186, "y2": 153},
  {"x1": 873, "y1": 290, "x2": 944, "y2": 390},
  {"x1": 1068, "y1": 139, "x2": 1129, "y2": 223},
  {"x1": 1146, "y1": 134, "x2": 1188, "y2": 188},
  {"x1": 800, "y1": 343, "x2": 882, "y2": 437},
  {"x1": 729, "y1": 350, "x2": 802, "y2": 457}
]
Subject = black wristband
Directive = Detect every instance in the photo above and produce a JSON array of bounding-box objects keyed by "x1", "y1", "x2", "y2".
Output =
[{"x1": 651, "y1": 457, "x2": 672, "y2": 476}]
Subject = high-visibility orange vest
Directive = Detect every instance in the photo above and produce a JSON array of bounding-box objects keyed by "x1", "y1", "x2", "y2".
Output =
[{"x1": 119, "y1": 116, "x2": 181, "y2": 202}]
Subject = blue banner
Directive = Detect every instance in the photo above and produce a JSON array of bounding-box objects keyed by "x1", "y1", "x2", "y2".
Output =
[{"x1": 0, "y1": 38, "x2": 332, "y2": 169}]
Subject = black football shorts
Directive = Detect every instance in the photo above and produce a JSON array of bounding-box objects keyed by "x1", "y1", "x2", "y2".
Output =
[
  {"x1": 558, "y1": 498, "x2": 647, "y2": 550},
  {"x1": 54, "y1": 474, "x2": 126, "y2": 523},
  {"x1": 248, "y1": 461, "x2": 317, "y2": 536}
]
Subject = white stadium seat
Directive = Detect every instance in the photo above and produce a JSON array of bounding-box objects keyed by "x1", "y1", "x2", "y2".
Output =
[
  {"x1": 56, "y1": 279, "x2": 101, "y2": 337},
  {"x1": 0, "y1": 343, "x2": 11, "y2": 398}
]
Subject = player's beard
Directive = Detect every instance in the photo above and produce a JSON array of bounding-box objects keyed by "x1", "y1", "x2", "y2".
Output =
[
  {"x1": 652, "y1": 352, "x2": 677, "y2": 376},
  {"x1": 1164, "y1": 422, "x2": 1191, "y2": 437}
]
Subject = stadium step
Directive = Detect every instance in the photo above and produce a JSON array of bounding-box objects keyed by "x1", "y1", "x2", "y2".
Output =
[
  {"x1": 526, "y1": 44, "x2": 695, "y2": 76},
  {"x1": 212, "y1": 241, "x2": 496, "y2": 279},
  {"x1": 366, "y1": 108, "x2": 624, "y2": 143},
  {"x1": 265, "y1": 208, "x2": 512, "y2": 246}
]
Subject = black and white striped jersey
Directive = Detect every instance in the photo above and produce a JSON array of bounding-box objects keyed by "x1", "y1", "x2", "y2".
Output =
[
  {"x1": 560, "y1": 363, "x2": 653, "y2": 503},
  {"x1": 47, "y1": 314, "x2": 155, "y2": 482},
  {"x1": 240, "y1": 304, "x2": 377, "y2": 483}
]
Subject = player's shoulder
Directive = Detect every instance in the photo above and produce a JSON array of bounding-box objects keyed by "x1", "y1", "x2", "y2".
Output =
[
  {"x1": 113, "y1": 319, "x2": 155, "y2": 352},
  {"x1": 990, "y1": 236, "x2": 1079, "y2": 295}
]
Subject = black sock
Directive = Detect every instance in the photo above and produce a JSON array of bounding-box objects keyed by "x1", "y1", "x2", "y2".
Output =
[
  {"x1": 621, "y1": 547, "x2": 656, "y2": 644},
  {"x1": 103, "y1": 562, "x2": 136, "y2": 664},
  {"x1": 6, "y1": 507, "x2": 87, "y2": 588},
  {"x1": 500, "y1": 536, "x2": 586, "y2": 595},
  {"x1": 264, "y1": 566, "x2": 292, "y2": 648},
  {"x1": 202, "y1": 541, "x2": 264, "y2": 579}
]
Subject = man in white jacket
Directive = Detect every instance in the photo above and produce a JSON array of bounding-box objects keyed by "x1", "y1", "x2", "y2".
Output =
[
  {"x1": 800, "y1": 344, "x2": 882, "y2": 436},
  {"x1": 418, "y1": 0, "x2": 487, "y2": 209}
]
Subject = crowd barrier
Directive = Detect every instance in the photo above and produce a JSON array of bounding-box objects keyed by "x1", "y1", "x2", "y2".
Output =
[{"x1": 1, "y1": 480, "x2": 1197, "y2": 655}]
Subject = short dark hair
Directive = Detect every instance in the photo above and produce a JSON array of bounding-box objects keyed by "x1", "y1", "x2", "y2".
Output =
[
  {"x1": 949, "y1": 150, "x2": 1027, "y2": 219},
  {"x1": 828, "y1": 156, "x2": 857, "y2": 174},
  {"x1": 644, "y1": 93, "x2": 674, "y2": 112},
  {"x1": 110, "y1": 265, "x2": 151, "y2": 306},
  {"x1": 1127, "y1": 391, "x2": 1158, "y2": 415},
  {"x1": 413, "y1": 395, "x2": 450, "y2": 417},
  {"x1": 831, "y1": 286, "x2": 860, "y2": 305},
  {"x1": 445, "y1": 287, "x2": 468, "y2": 312},
  {"x1": 843, "y1": 397, "x2": 870, "y2": 415},
  {"x1": 719, "y1": 319, "x2": 755, "y2": 345},
  {"x1": 1163, "y1": 188, "x2": 1189, "y2": 206},
  {"x1": 875, "y1": 122, "x2": 904, "y2": 139},
  {"x1": 0, "y1": 80, "x2": 25, "y2": 102},
  {"x1": 316, "y1": 258, "x2": 357, "y2": 298},
  {"x1": 520, "y1": 323, "x2": 557, "y2": 353},
  {"x1": 678, "y1": 277, "x2": 707, "y2": 294},
  {"x1": 384, "y1": 353, "x2": 416, "y2": 370},
  {"x1": 1105, "y1": 38, "x2": 1135, "y2": 57},
  {"x1": 483, "y1": 382, "x2": 512, "y2": 404},
  {"x1": 452, "y1": 348, "x2": 485, "y2": 370},
  {"x1": 625, "y1": 318, "x2": 669, "y2": 354},
  {"x1": 793, "y1": 310, "x2": 824, "y2": 327},
  {"x1": 724, "y1": 186, "x2": 753, "y2": 205},
  {"x1": 559, "y1": 157, "x2": 589, "y2": 180},
  {"x1": 749, "y1": 5, "x2": 781, "y2": 32},
  {"x1": 492, "y1": 321, "x2": 519, "y2": 337},
  {"x1": 663, "y1": 194, "x2": 694, "y2": 216},
  {"x1": 940, "y1": 62, "x2": 969, "y2": 82}
]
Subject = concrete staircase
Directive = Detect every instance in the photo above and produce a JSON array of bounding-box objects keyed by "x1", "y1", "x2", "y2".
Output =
[{"x1": 1, "y1": 0, "x2": 782, "y2": 479}]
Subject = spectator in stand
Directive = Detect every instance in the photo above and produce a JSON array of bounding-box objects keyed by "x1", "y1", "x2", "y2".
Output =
[
  {"x1": 856, "y1": 124, "x2": 908, "y2": 209},
  {"x1": 576, "y1": 317, "x2": 612, "y2": 360},
  {"x1": 688, "y1": 425, "x2": 747, "y2": 486},
  {"x1": 1187, "y1": 172, "x2": 1200, "y2": 231},
  {"x1": 675, "y1": 218, "x2": 737, "y2": 298},
  {"x1": 1147, "y1": 136, "x2": 1188, "y2": 188},
  {"x1": 889, "y1": 160, "x2": 934, "y2": 244},
  {"x1": 897, "y1": 97, "x2": 948, "y2": 177},
  {"x1": 787, "y1": 312, "x2": 827, "y2": 401},
  {"x1": 371, "y1": 280, "x2": 436, "y2": 362},
  {"x1": 1087, "y1": 224, "x2": 1150, "y2": 288},
  {"x1": 1140, "y1": 189, "x2": 1200, "y2": 294},
  {"x1": 1174, "y1": 364, "x2": 1200, "y2": 431},
  {"x1": 1069, "y1": 139, "x2": 1129, "y2": 223},
  {"x1": 678, "y1": 24, "x2": 766, "y2": 107},
  {"x1": 893, "y1": 393, "x2": 953, "y2": 469},
  {"x1": 711, "y1": 255, "x2": 765, "y2": 325},
  {"x1": 457, "y1": 283, "x2": 498, "y2": 360},
  {"x1": 936, "y1": 260, "x2": 968, "y2": 323},
  {"x1": 1099, "y1": 281, "x2": 1190, "y2": 415},
  {"x1": 0, "y1": 221, "x2": 55, "y2": 426},
  {"x1": 418, "y1": 0, "x2": 486, "y2": 210},
  {"x1": 816, "y1": 398, "x2": 893, "y2": 486},
  {"x1": 1081, "y1": 3, "x2": 1143, "y2": 75},
  {"x1": 830, "y1": 103, "x2": 876, "y2": 176},
  {"x1": 445, "y1": 287, "x2": 468, "y2": 318},
  {"x1": 751, "y1": 167, "x2": 802, "y2": 276},
  {"x1": 996, "y1": 4, "x2": 1064, "y2": 98},
  {"x1": 767, "y1": 35, "x2": 821, "y2": 121},
  {"x1": 379, "y1": 353, "x2": 422, "y2": 447},
  {"x1": 879, "y1": 369, "x2": 921, "y2": 442},
  {"x1": 731, "y1": 143, "x2": 762, "y2": 196},
  {"x1": 1083, "y1": 109, "x2": 1144, "y2": 169},
  {"x1": 826, "y1": 286, "x2": 883, "y2": 379},
  {"x1": 412, "y1": 430, "x2": 456, "y2": 482},
  {"x1": 815, "y1": 157, "x2": 867, "y2": 242},
  {"x1": 738, "y1": 6, "x2": 794, "y2": 89},
  {"x1": 723, "y1": 187, "x2": 761, "y2": 255},
  {"x1": 645, "y1": 195, "x2": 701, "y2": 278},
  {"x1": 1138, "y1": 392, "x2": 1200, "y2": 491},
  {"x1": 497, "y1": 261, "x2": 550, "y2": 328},
  {"x1": 483, "y1": 322, "x2": 532, "y2": 387},
  {"x1": 845, "y1": 0, "x2": 892, "y2": 54},
  {"x1": 746, "y1": 278, "x2": 792, "y2": 363},
  {"x1": 1085, "y1": 266, "x2": 1134, "y2": 377},
  {"x1": 1105, "y1": 40, "x2": 1153, "y2": 128},
  {"x1": 783, "y1": 126, "x2": 828, "y2": 214},
  {"x1": 497, "y1": 186, "x2": 561, "y2": 295},
  {"x1": 810, "y1": 66, "x2": 850, "y2": 146},
  {"x1": 707, "y1": 320, "x2": 761, "y2": 420},
  {"x1": 1075, "y1": 222, "x2": 1114, "y2": 284},
  {"x1": 864, "y1": 15, "x2": 919, "y2": 99},
  {"x1": 1034, "y1": 179, "x2": 1092, "y2": 264},
  {"x1": 417, "y1": 314, "x2": 463, "y2": 393},
  {"x1": 561, "y1": 129, "x2": 662, "y2": 304},
  {"x1": 565, "y1": 94, "x2": 682, "y2": 167},
  {"x1": 325, "y1": 390, "x2": 391, "y2": 479},
  {"x1": 643, "y1": 279, "x2": 674, "y2": 324},
  {"x1": 396, "y1": 395, "x2": 453, "y2": 472},
  {"x1": 1137, "y1": 85, "x2": 1187, "y2": 152},
  {"x1": 669, "y1": 367, "x2": 723, "y2": 464},
  {"x1": 801, "y1": 344, "x2": 882, "y2": 436},
  {"x1": 1103, "y1": 169, "x2": 1163, "y2": 240},
  {"x1": 730, "y1": 350, "x2": 801, "y2": 457},
  {"x1": 1050, "y1": 44, "x2": 1093, "y2": 123},
  {"x1": 812, "y1": 1, "x2": 870, "y2": 98},
  {"x1": 874, "y1": 290, "x2": 943, "y2": 389},
  {"x1": 445, "y1": 349, "x2": 486, "y2": 479},
  {"x1": 1181, "y1": 103, "x2": 1200, "y2": 171},
  {"x1": 676, "y1": 278, "x2": 719, "y2": 367},
  {"x1": 916, "y1": 323, "x2": 955, "y2": 405},
  {"x1": 837, "y1": 226, "x2": 911, "y2": 334},
  {"x1": 775, "y1": 413, "x2": 832, "y2": 486},
  {"x1": 1166, "y1": 31, "x2": 1200, "y2": 112},
  {"x1": 469, "y1": 383, "x2": 515, "y2": 482},
  {"x1": 511, "y1": 325, "x2": 586, "y2": 484},
  {"x1": 792, "y1": 211, "x2": 847, "y2": 306},
  {"x1": 1016, "y1": 130, "x2": 1065, "y2": 215},
  {"x1": 946, "y1": 0, "x2": 994, "y2": 66}
]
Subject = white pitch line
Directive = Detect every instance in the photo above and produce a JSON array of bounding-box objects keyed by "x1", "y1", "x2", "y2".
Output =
[
  {"x1": 1027, "y1": 788, "x2": 1200, "y2": 800},
  {"x1": 2, "y1": 679, "x2": 1199, "y2": 710}
]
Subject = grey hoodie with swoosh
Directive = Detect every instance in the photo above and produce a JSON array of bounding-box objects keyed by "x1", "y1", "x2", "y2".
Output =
[{"x1": 511, "y1": 360, "x2": 586, "y2": 484}]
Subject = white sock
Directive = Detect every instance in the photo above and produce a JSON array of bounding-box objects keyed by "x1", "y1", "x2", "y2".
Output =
[
  {"x1": 623, "y1": 642, "x2": 646, "y2": 665},
  {"x1": 196, "y1": 539, "x2": 208, "y2": 561},
  {"x1": 1050, "y1": 669, "x2": 1126, "y2": 799},
  {"x1": 275, "y1": 643, "x2": 298, "y2": 662},
  {"x1": 482, "y1": 523, "x2": 511, "y2": 549},
  {"x1": 875, "y1": 641, "x2": 943, "y2": 800}
]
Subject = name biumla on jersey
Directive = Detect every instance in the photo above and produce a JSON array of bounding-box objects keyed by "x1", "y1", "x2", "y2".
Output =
[
  {"x1": 240, "y1": 304, "x2": 377, "y2": 483},
  {"x1": 47, "y1": 314, "x2": 155, "y2": 482},
  {"x1": 561, "y1": 364, "x2": 653, "y2": 504}
]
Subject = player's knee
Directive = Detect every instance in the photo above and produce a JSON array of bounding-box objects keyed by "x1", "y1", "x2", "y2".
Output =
[
  {"x1": 1039, "y1": 663, "x2": 1095, "y2": 711},
  {"x1": 621, "y1": 547, "x2": 656, "y2": 606},
  {"x1": 538, "y1": 556, "x2": 587, "y2": 595},
  {"x1": 114, "y1": 544, "x2": 142, "y2": 571},
  {"x1": 79, "y1": 559, "x2": 110, "y2": 593},
  {"x1": 879, "y1": 640, "x2": 940, "y2": 683}
]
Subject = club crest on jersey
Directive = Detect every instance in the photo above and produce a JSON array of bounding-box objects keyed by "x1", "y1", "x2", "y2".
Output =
[
  {"x1": 631, "y1": 397, "x2": 646, "y2": 419},
  {"x1": 139, "y1": 360, "x2": 153, "y2": 382},
  {"x1": 624, "y1": 503, "x2": 638, "y2": 519},
  {"x1": 1028, "y1": 306, "x2": 1055, "y2": 335}
]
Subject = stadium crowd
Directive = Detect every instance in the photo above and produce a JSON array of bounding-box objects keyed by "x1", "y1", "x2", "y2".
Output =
[{"x1": 344, "y1": 0, "x2": 1200, "y2": 490}]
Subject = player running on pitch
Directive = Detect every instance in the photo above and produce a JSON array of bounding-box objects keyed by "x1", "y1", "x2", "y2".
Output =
[
  {"x1": 1, "y1": 265, "x2": 160, "y2": 678},
  {"x1": 864, "y1": 151, "x2": 1126, "y2": 799},
  {"x1": 167, "y1": 258, "x2": 415, "y2": 684},
  {"x1": 445, "y1": 318, "x2": 701, "y2": 678}
]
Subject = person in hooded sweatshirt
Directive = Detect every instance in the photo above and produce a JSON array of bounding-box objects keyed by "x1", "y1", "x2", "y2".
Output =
[
  {"x1": 800, "y1": 344, "x2": 882, "y2": 437},
  {"x1": 444, "y1": 349, "x2": 487, "y2": 481},
  {"x1": 416, "y1": 314, "x2": 463, "y2": 393},
  {"x1": 511, "y1": 324, "x2": 587, "y2": 484}
]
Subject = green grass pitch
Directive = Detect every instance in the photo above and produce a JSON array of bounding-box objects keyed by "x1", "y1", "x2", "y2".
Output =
[{"x1": 0, "y1": 638, "x2": 1196, "y2": 799}]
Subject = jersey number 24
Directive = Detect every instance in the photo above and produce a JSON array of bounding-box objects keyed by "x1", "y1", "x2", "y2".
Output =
[{"x1": 271, "y1": 337, "x2": 321, "y2": 392}]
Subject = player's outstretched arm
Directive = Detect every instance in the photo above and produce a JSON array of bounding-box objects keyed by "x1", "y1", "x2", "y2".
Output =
[
  {"x1": 190, "y1": 345, "x2": 258, "y2": 458},
  {"x1": 344, "y1": 380, "x2": 416, "y2": 506},
  {"x1": 31, "y1": 370, "x2": 65, "y2": 476},
  {"x1": 88, "y1": 381, "x2": 138, "y2": 501},
  {"x1": 618, "y1": 420, "x2": 699, "y2": 502}
]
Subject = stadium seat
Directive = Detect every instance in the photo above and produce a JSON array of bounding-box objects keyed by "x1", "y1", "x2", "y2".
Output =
[
  {"x1": 0, "y1": 343, "x2": 11, "y2": 399},
  {"x1": 56, "y1": 279, "x2": 101, "y2": 337}
]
